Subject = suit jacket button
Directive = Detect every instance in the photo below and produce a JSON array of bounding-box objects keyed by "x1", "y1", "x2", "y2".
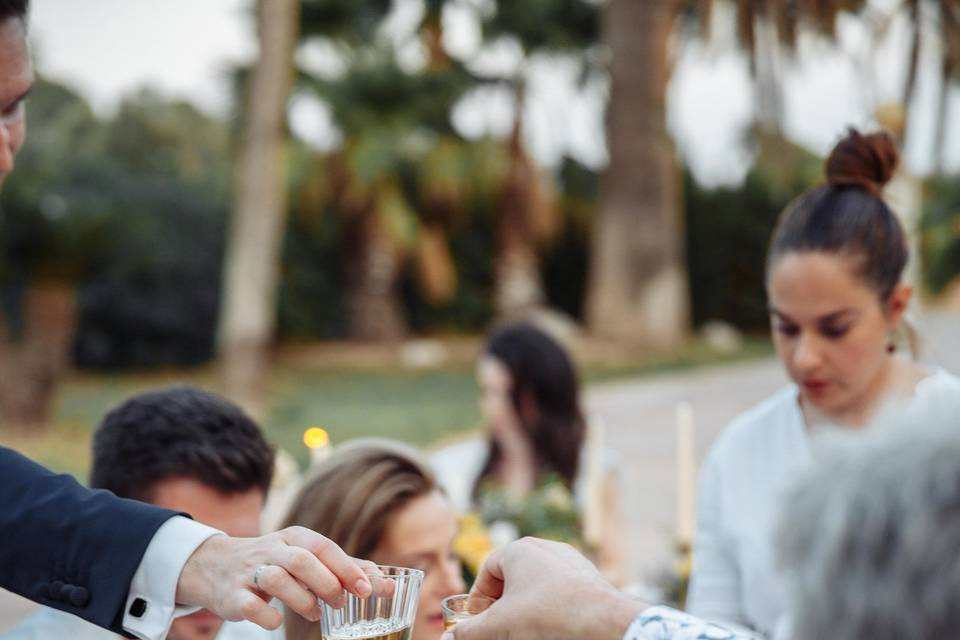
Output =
[
  {"x1": 59, "y1": 584, "x2": 75, "y2": 603},
  {"x1": 69, "y1": 587, "x2": 90, "y2": 608},
  {"x1": 48, "y1": 581, "x2": 64, "y2": 600}
]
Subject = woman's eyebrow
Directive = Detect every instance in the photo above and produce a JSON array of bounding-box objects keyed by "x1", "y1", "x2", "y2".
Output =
[
  {"x1": 768, "y1": 307, "x2": 792, "y2": 322},
  {"x1": 768, "y1": 307, "x2": 858, "y2": 323},
  {"x1": 817, "y1": 309, "x2": 858, "y2": 323}
]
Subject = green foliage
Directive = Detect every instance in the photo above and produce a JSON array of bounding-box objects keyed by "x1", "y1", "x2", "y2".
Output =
[
  {"x1": 278, "y1": 157, "x2": 336, "y2": 339},
  {"x1": 921, "y1": 177, "x2": 960, "y2": 295},
  {"x1": 76, "y1": 94, "x2": 231, "y2": 369},
  {"x1": 401, "y1": 195, "x2": 496, "y2": 333},
  {"x1": 300, "y1": 0, "x2": 392, "y2": 43},
  {"x1": 684, "y1": 169, "x2": 779, "y2": 331},
  {"x1": 0, "y1": 79, "x2": 107, "y2": 284},
  {"x1": 541, "y1": 157, "x2": 596, "y2": 320},
  {"x1": 685, "y1": 137, "x2": 821, "y2": 331},
  {"x1": 307, "y1": 53, "x2": 473, "y2": 136},
  {"x1": 289, "y1": 2, "x2": 511, "y2": 335},
  {"x1": 281, "y1": 150, "x2": 598, "y2": 337},
  {"x1": 74, "y1": 175, "x2": 227, "y2": 369},
  {"x1": 101, "y1": 91, "x2": 232, "y2": 189},
  {"x1": 481, "y1": 0, "x2": 599, "y2": 55},
  {"x1": 0, "y1": 78, "x2": 232, "y2": 369},
  {"x1": 476, "y1": 474, "x2": 583, "y2": 546}
]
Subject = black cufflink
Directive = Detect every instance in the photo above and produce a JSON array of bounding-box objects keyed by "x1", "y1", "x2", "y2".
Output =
[{"x1": 129, "y1": 598, "x2": 148, "y2": 618}]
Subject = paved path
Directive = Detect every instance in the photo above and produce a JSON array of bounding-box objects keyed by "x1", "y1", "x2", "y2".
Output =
[
  {"x1": 916, "y1": 309, "x2": 960, "y2": 372},
  {"x1": 1, "y1": 312, "x2": 954, "y2": 630},
  {"x1": 586, "y1": 357, "x2": 787, "y2": 584}
]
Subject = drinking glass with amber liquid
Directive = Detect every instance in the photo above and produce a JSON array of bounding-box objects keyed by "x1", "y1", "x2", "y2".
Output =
[
  {"x1": 320, "y1": 566, "x2": 424, "y2": 640},
  {"x1": 440, "y1": 594, "x2": 495, "y2": 631}
]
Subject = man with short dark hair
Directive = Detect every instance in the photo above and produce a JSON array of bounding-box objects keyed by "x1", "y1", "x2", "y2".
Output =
[
  {"x1": 7, "y1": 386, "x2": 277, "y2": 640},
  {"x1": 90, "y1": 385, "x2": 274, "y2": 503}
]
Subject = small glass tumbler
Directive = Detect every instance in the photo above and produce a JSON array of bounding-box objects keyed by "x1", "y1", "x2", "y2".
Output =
[
  {"x1": 440, "y1": 593, "x2": 496, "y2": 631},
  {"x1": 320, "y1": 566, "x2": 424, "y2": 640}
]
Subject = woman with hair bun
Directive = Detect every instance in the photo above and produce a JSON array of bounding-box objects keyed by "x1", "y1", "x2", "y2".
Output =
[{"x1": 686, "y1": 129, "x2": 960, "y2": 636}]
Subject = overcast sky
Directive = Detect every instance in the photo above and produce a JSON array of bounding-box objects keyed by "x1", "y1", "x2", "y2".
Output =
[{"x1": 27, "y1": 0, "x2": 960, "y2": 186}]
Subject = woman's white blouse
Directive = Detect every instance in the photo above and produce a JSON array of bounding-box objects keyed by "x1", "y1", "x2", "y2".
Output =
[{"x1": 686, "y1": 368, "x2": 960, "y2": 636}]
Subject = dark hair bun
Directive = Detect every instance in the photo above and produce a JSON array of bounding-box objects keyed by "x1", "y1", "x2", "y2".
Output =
[{"x1": 825, "y1": 128, "x2": 899, "y2": 195}]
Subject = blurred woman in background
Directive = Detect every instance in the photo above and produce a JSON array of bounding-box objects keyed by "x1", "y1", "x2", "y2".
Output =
[{"x1": 434, "y1": 322, "x2": 623, "y2": 584}]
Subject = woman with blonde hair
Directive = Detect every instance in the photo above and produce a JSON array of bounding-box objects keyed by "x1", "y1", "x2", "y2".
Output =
[{"x1": 281, "y1": 439, "x2": 464, "y2": 640}]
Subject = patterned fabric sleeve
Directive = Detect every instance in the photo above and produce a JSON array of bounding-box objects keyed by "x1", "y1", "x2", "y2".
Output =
[{"x1": 624, "y1": 606, "x2": 758, "y2": 640}]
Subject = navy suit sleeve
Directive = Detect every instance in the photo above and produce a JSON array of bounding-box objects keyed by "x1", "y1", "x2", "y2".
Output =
[{"x1": 0, "y1": 446, "x2": 180, "y2": 634}]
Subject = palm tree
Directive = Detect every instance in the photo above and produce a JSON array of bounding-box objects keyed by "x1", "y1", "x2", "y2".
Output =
[
  {"x1": 296, "y1": 55, "x2": 494, "y2": 339},
  {"x1": 585, "y1": 0, "x2": 690, "y2": 347},
  {"x1": 586, "y1": 0, "x2": 960, "y2": 345},
  {"x1": 477, "y1": 0, "x2": 597, "y2": 318},
  {"x1": 728, "y1": 0, "x2": 959, "y2": 169},
  {"x1": 294, "y1": 0, "x2": 506, "y2": 340},
  {"x1": 217, "y1": 0, "x2": 300, "y2": 415}
]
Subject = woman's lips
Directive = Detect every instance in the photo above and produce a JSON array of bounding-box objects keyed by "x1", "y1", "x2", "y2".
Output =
[{"x1": 803, "y1": 379, "x2": 828, "y2": 394}]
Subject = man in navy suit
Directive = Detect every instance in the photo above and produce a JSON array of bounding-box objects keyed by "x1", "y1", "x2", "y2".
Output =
[
  {"x1": 0, "y1": 2, "x2": 376, "y2": 638},
  {"x1": 6, "y1": 386, "x2": 279, "y2": 640}
]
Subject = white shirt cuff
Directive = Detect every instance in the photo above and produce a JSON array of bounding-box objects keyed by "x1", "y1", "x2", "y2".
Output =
[{"x1": 122, "y1": 516, "x2": 223, "y2": 640}]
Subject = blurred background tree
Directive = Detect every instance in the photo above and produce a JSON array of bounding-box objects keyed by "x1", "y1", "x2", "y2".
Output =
[
  {"x1": 218, "y1": 0, "x2": 301, "y2": 416},
  {"x1": 3, "y1": 0, "x2": 960, "y2": 434},
  {"x1": 475, "y1": 0, "x2": 598, "y2": 318},
  {"x1": 291, "y1": 48, "x2": 478, "y2": 340},
  {"x1": 0, "y1": 78, "x2": 100, "y2": 430},
  {"x1": 922, "y1": 177, "x2": 960, "y2": 296},
  {"x1": 586, "y1": 0, "x2": 690, "y2": 348},
  {"x1": 0, "y1": 80, "x2": 231, "y2": 430},
  {"x1": 78, "y1": 91, "x2": 232, "y2": 372}
]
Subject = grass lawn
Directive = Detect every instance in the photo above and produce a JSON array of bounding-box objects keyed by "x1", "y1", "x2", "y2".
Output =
[{"x1": 2, "y1": 336, "x2": 773, "y2": 478}]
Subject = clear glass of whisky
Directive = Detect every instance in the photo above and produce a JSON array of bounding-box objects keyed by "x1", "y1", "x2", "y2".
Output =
[{"x1": 320, "y1": 566, "x2": 424, "y2": 640}]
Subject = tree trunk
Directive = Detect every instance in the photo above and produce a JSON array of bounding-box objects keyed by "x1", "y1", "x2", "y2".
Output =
[
  {"x1": 343, "y1": 208, "x2": 408, "y2": 341},
  {"x1": 494, "y1": 82, "x2": 548, "y2": 318},
  {"x1": 217, "y1": 0, "x2": 300, "y2": 417},
  {"x1": 932, "y1": 57, "x2": 954, "y2": 175},
  {"x1": 900, "y1": 0, "x2": 922, "y2": 145},
  {"x1": 753, "y1": 9, "x2": 784, "y2": 134},
  {"x1": 0, "y1": 281, "x2": 76, "y2": 432},
  {"x1": 933, "y1": 0, "x2": 958, "y2": 174},
  {"x1": 585, "y1": 0, "x2": 689, "y2": 347}
]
